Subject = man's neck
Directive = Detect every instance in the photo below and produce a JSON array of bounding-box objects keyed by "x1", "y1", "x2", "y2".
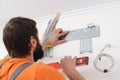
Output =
[{"x1": 25, "y1": 53, "x2": 34, "y2": 63}]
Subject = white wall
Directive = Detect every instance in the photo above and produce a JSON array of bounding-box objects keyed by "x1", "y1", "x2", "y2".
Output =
[
  {"x1": 0, "y1": 0, "x2": 119, "y2": 25},
  {"x1": 36, "y1": 1, "x2": 120, "y2": 80},
  {"x1": 0, "y1": 25, "x2": 8, "y2": 59},
  {"x1": 0, "y1": 1, "x2": 120, "y2": 80}
]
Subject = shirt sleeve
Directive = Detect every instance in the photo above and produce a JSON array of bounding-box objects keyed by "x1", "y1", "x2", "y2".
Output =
[{"x1": 0, "y1": 58, "x2": 10, "y2": 68}]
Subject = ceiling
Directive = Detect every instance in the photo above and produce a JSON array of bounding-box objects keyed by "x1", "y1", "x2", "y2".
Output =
[{"x1": 0, "y1": 0, "x2": 119, "y2": 25}]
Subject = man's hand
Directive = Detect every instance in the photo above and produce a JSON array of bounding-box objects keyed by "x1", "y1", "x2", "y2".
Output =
[
  {"x1": 60, "y1": 56, "x2": 85, "y2": 80},
  {"x1": 60, "y1": 56, "x2": 76, "y2": 77},
  {"x1": 44, "y1": 28, "x2": 69, "y2": 46}
]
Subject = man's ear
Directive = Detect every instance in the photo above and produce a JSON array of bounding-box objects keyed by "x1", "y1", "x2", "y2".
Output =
[{"x1": 30, "y1": 36, "x2": 37, "y2": 49}]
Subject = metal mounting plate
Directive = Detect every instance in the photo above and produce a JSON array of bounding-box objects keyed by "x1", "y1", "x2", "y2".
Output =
[
  {"x1": 59, "y1": 25, "x2": 100, "y2": 54},
  {"x1": 59, "y1": 26, "x2": 100, "y2": 41}
]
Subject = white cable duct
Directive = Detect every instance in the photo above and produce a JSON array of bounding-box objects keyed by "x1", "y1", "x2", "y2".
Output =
[
  {"x1": 41, "y1": 12, "x2": 61, "y2": 44},
  {"x1": 41, "y1": 12, "x2": 61, "y2": 57}
]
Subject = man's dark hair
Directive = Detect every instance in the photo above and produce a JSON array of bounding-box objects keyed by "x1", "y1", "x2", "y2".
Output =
[{"x1": 3, "y1": 17, "x2": 39, "y2": 58}]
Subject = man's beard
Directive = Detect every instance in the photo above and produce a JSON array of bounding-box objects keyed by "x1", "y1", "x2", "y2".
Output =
[{"x1": 33, "y1": 43, "x2": 44, "y2": 62}]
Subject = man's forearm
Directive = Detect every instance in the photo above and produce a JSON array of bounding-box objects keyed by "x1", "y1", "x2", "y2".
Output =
[{"x1": 68, "y1": 69, "x2": 85, "y2": 80}]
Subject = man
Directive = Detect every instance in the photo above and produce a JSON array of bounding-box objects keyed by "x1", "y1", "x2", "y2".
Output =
[{"x1": 0, "y1": 17, "x2": 85, "y2": 80}]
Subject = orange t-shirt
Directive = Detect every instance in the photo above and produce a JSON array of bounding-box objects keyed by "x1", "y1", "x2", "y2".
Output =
[{"x1": 0, "y1": 58, "x2": 66, "y2": 80}]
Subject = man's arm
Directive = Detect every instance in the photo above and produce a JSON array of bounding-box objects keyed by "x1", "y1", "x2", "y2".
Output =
[
  {"x1": 60, "y1": 56, "x2": 85, "y2": 80},
  {"x1": 42, "y1": 28, "x2": 69, "y2": 57}
]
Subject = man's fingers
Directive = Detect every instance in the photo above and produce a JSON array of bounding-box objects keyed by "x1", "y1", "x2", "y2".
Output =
[
  {"x1": 54, "y1": 28, "x2": 63, "y2": 33},
  {"x1": 59, "y1": 31, "x2": 69, "y2": 37},
  {"x1": 56, "y1": 40, "x2": 66, "y2": 45}
]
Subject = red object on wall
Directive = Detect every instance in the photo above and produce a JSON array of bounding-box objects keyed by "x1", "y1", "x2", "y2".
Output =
[{"x1": 47, "y1": 56, "x2": 89, "y2": 69}]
